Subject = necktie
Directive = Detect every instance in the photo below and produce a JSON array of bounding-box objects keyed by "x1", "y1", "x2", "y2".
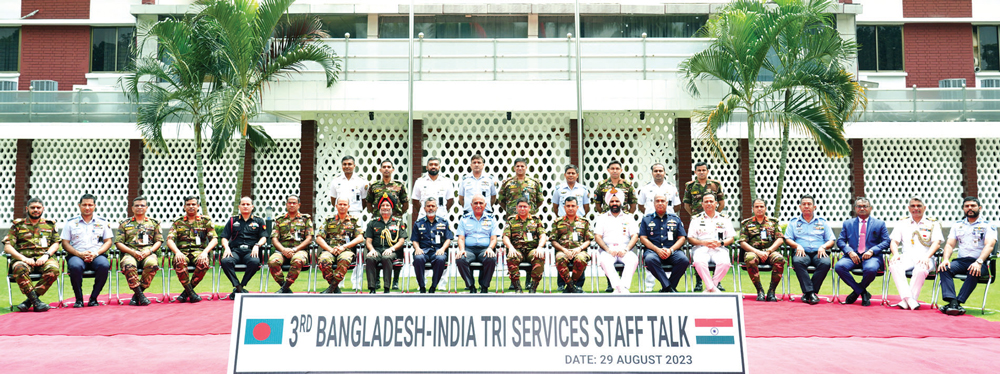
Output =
[{"x1": 858, "y1": 219, "x2": 867, "y2": 254}]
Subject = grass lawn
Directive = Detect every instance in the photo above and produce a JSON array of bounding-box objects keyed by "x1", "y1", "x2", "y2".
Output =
[{"x1": 3, "y1": 257, "x2": 997, "y2": 322}]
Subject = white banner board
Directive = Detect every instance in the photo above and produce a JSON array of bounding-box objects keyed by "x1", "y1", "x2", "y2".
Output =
[{"x1": 227, "y1": 294, "x2": 748, "y2": 373}]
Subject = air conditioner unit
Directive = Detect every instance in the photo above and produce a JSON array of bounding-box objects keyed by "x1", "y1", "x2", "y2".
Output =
[
  {"x1": 0, "y1": 81, "x2": 16, "y2": 91},
  {"x1": 982, "y1": 79, "x2": 1000, "y2": 88},
  {"x1": 30, "y1": 80, "x2": 58, "y2": 91},
  {"x1": 939, "y1": 78, "x2": 966, "y2": 88}
]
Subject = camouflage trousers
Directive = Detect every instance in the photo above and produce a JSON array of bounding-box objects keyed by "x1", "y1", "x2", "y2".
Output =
[
  {"x1": 268, "y1": 250, "x2": 310, "y2": 285},
  {"x1": 555, "y1": 251, "x2": 591, "y2": 284},
  {"x1": 173, "y1": 250, "x2": 210, "y2": 289},
  {"x1": 506, "y1": 248, "x2": 544, "y2": 286},
  {"x1": 121, "y1": 253, "x2": 160, "y2": 290},
  {"x1": 11, "y1": 258, "x2": 59, "y2": 296},
  {"x1": 744, "y1": 251, "x2": 786, "y2": 286},
  {"x1": 318, "y1": 250, "x2": 355, "y2": 285}
]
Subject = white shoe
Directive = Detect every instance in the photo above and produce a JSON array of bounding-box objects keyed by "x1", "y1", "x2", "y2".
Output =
[
  {"x1": 907, "y1": 298, "x2": 921, "y2": 310},
  {"x1": 894, "y1": 301, "x2": 909, "y2": 310}
]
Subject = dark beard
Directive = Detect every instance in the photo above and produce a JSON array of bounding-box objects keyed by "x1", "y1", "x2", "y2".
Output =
[
  {"x1": 28, "y1": 212, "x2": 41, "y2": 220},
  {"x1": 428, "y1": 170, "x2": 439, "y2": 176},
  {"x1": 610, "y1": 205, "x2": 622, "y2": 214},
  {"x1": 967, "y1": 210, "x2": 980, "y2": 219}
]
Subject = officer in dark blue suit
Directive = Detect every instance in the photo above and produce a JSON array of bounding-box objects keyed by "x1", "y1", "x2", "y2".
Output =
[
  {"x1": 835, "y1": 197, "x2": 891, "y2": 306},
  {"x1": 638, "y1": 194, "x2": 690, "y2": 292},
  {"x1": 410, "y1": 198, "x2": 453, "y2": 293}
]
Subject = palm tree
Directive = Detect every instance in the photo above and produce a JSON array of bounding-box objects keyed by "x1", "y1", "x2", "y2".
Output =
[
  {"x1": 198, "y1": 0, "x2": 341, "y2": 213},
  {"x1": 680, "y1": 0, "x2": 866, "y2": 217},
  {"x1": 123, "y1": 15, "x2": 220, "y2": 216}
]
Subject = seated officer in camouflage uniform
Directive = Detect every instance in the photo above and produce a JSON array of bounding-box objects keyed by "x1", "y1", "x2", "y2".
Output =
[
  {"x1": 364, "y1": 194, "x2": 407, "y2": 294},
  {"x1": 316, "y1": 197, "x2": 364, "y2": 294},
  {"x1": 738, "y1": 198, "x2": 786, "y2": 302},
  {"x1": 115, "y1": 196, "x2": 164, "y2": 306},
  {"x1": 3, "y1": 197, "x2": 60, "y2": 312},
  {"x1": 503, "y1": 197, "x2": 548, "y2": 293},
  {"x1": 497, "y1": 158, "x2": 545, "y2": 218},
  {"x1": 267, "y1": 195, "x2": 314, "y2": 294},
  {"x1": 549, "y1": 197, "x2": 594, "y2": 293},
  {"x1": 166, "y1": 196, "x2": 217, "y2": 303}
]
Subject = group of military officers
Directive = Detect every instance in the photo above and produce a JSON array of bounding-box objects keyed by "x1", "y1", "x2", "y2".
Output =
[{"x1": 6, "y1": 157, "x2": 994, "y2": 317}]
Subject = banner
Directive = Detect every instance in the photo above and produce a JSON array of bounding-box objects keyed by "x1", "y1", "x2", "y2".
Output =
[{"x1": 227, "y1": 294, "x2": 748, "y2": 373}]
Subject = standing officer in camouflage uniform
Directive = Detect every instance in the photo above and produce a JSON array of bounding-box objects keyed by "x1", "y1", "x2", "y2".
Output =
[
  {"x1": 268, "y1": 195, "x2": 314, "y2": 294},
  {"x1": 365, "y1": 194, "x2": 407, "y2": 293},
  {"x1": 166, "y1": 196, "x2": 217, "y2": 303},
  {"x1": 316, "y1": 197, "x2": 364, "y2": 293},
  {"x1": 593, "y1": 160, "x2": 637, "y2": 214},
  {"x1": 497, "y1": 158, "x2": 545, "y2": 217},
  {"x1": 739, "y1": 198, "x2": 786, "y2": 302},
  {"x1": 549, "y1": 197, "x2": 594, "y2": 293},
  {"x1": 3, "y1": 197, "x2": 60, "y2": 312},
  {"x1": 684, "y1": 162, "x2": 727, "y2": 291},
  {"x1": 116, "y1": 196, "x2": 164, "y2": 306},
  {"x1": 503, "y1": 198, "x2": 548, "y2": 293},
  {"x1": 365, "y1": 159, "x2": 409, "y2": 290}
]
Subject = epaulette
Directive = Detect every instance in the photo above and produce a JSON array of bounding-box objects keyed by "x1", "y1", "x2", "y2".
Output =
[
  {"x1": 300, "y1": 213, "x2": 311, "y2": 219},
  {"x1": 11, "y1": 218, "x2": 23, "y2": 225}
]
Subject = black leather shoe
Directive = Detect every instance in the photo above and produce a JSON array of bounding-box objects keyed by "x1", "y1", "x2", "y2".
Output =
[
  {"x1": 383, "y1": 288, "x2": 391, "y2": 294},
  {"x1": 807, "y1": 293, "x2": 820, "y2": 305},
  {"x1": 605, "y1": 285, "x2": 614, "y2": 293},
  {"x1": 188, "y1": 292, "x2": 203, "y2": 303},
  {"x1": 88, "y1": 298, "x2": 100, "y2": 307},
  {"x1": 229, "y1": 291, "x2": 237, "y2": 300},
  {"x1": 801, "y1": 293, "x2": 812, "y2": 303},
  {"x1": 528, "y1": 288, "x2": 537, "y2": 294},
  {"x1": 940, "y1": 300, "x2": 956, "y2": 314},
  {"x1": 843, "y1": 292, "x2": 859, "y2": 305},
  {"x1": 176, "y1": 290, "x2": 190, "y2": 303},
  {"x1": 756, "y1": 290, "x2": 766, "y2": 301},
  {"x1": 15, "y1": 299, "x2": 31, "y2": 312},
  {"x1": 766, "y1": 290, "x2": 778, "y2": 302},
  {"x1": 558, "y1": 284, "x2": 566, "y2": 292},
  {"x1": 369, "y1": 289, "x2": 376, "y2": 294},
  {"x1": 511, "y1": 282, "x2": 522, "y2": 293},
  {"x1": 73, "y1": 300, "x2": 85, "y2": 308},
  {"x1": 392, "y1": 281, "x2": 399, "y2": 290},
  {"x1": 948, "y1": 304, "x2": 966, "y2": 316},
  {"x1": 861, "y1": 291, "x2": 872, "y2": 307},
  {"x1": 419, "y1": 287, "x2": 427, "y2": 293},
  {"x1": 508, "y1": 284, "x2": 518, "y2": 291},
  {"x1": 321, "y1": 285, "x2": 335, "y2": 294},
  {"x1": 563, "y1": 284, "x2": 575, "y2": 294},
  {"x1": 693, "y1": 282, "x2": 703, "y2": 292},
  {"x1": 717, "y1": 283, "x2": 726, "y2": 292},
  {"x1": 573, "y1": 286, "x2": 584, "y2": 293},
  {"x1": 469, "y1": 287, "x2": 477, "y2": 294},
  {"x1": 659, "y1": 287, "x2": 672, "y2": 293}
]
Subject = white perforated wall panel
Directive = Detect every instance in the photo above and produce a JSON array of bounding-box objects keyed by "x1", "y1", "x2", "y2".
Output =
[
  {"x1": 864, "y1": 138, "x2": 964, "y2": 223},
  {"x1": 140, "y1": 139, "x2": 240, "y2": 224},
  {"x1": 253, "y1": 139, "x2": 302, "y2": 216},
  {"x1": 690, "y1": 138, "x2": 741, "y2": 218},
  {"x1": 30, "y1": 139, "x2": 131, "y2": 224},
  {"x1": 752, "y1": 138, "x2": 853, "y2": 223},
  {"x1": 315, "y1": 113, "x2": 410, "y2": 224},
  {"x1": 976, "y1": 138, "x2": 1000, "y2": 223},
  {"x1": 423, "y1": 112, "x2": 571, "y2": 228},
  {"x1": 0, "y1": 140, "x2": 16, "y2": 222},
  {"x1": 583, "y1": 112, "x2": 677, "y2": 223}
]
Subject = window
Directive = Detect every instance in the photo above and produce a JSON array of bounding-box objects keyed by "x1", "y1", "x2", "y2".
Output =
[
  {"x1": 977, "y1": 26, "x2": 999, "y2": 71},
  {"x1": 856, "y1": 25, "x2": 903, "y2": 71},
  {"x1": 92, "y1": 27, "x2": 135, "y2": 72},
  {"x1": 283, "y1": 14, "x2": 368, "y2": 39},
  {"x1": 379, "y1": 16, "x2": 527, "y2": 39},
  {"x1": 0, "y1": 27, "x2": 18, "y2": 72},
  {"x1": 537, "y1": 15, "x2": 706, "y2": 38}
]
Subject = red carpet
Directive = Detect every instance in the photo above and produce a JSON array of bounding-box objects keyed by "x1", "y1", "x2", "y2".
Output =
[{"x1": 2, "y1": 293, "x2": 999, "y2": 374}]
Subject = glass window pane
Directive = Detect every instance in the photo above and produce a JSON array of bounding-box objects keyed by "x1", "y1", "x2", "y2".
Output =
[
  {"x1": 856, "y1": 25, "x2": 877, "y2": 70},
  {"x1": 582, "y1": 16, "x2": 623, "y2": 37},
  {"x1": 378, "y1": 16, "x2": 434, "y2": 38},
  {"x1": 0, "y1": 28, "x2": 18, "y2": 72},
  {"x1": 538, "y1": 16, "x2": 573, "y2": 38},
  {"x1": 877, "y1": 26, "x2": 903, "y2": 71},
  {"x1": 117, "y1": 27, "x2": 135, "y2": 71},
  {"x1": 980, "y1": 26, "x2": 999, "y2": 71},
  {"x1": 380, "y1": 16, "x2": 525, "y2": 38},
  {"x1": 92, "y1": 27, "x2": 117, "y2": 72},
  {"x1": 318, "y1": 15, "x2": 368, "y2": 39}
]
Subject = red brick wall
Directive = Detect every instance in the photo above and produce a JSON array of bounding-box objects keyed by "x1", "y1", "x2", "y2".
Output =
[
  {"x1": 961, "y1": 138, "x2": 978, "y2": 198},
  {"x1": 300, "y1": 120, "x2": 317, "y2": 216},
  {"x1": 127, "y1": 140, "x2": 144, "y2": 216},
  {"x1": 22, "y1": 0, "x2": 90, "y2": 19},
  {"x1": 849, "y1": 139, "x2": 864, "y2": 200},
  {"x1": 12, "y1": 140, "x2": 33, "y2": 222},
  {"x1": 18, "y1": 26, "x2": 90, "y2": 91},
  {"x1": 739, "y1": 139, "x2": 751, "y2": 220},
  {"x1": 903, "y1": 23, "x2": 975, "y2": 88},
  {"x1": 902, "y1": 0, "x2": 971, "y2": 18},
  {"x1": 569, "y1": 119, "x2": 580, "y2": 168},
  {"x1": 675, "y1": 118, "x2": 692, "y2": 225}
]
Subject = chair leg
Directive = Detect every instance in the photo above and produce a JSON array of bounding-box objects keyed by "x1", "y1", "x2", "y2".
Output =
[{"x1": 981, "y1": 279, "x2": 992, "y2": 315}]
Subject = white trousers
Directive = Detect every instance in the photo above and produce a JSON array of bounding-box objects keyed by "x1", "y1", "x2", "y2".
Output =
[
  {"x1": 598, "y1": 250, "x2": 638, "y2": 292},
  {"x1": 692, "y1": 247, "x2": 731, "y2": 291},
  {"x1": 889, "y1": 253, "x2": 930, "y2": 301}
]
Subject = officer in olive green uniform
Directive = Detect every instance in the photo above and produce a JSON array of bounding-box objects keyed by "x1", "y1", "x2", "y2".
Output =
[
  {"x1": 593, "y1": 160, "x2": 638, "y2": 214},
  {"x1": 739, "y1": 199, "x2": 786, "y2": 302},
  {"x1": 683, "y1": 162, "x2": 727, "y2": 217},
  {"x1": 365, "y1": 194, "x2": 407, "y2": 293},
  {"x1": 497, "y1": 158, "x2": 545, "y2": 217},
  {"x1": 366, "y1": 160, "x2": 409, "y2": 218},
  {"x1": 549, "y1": 197, "x2": 594, "y2": 293},
  {"x1": 166, "y1": 196, "x2": 218, "y2": 303},
  {"x1": 116, "y1": 197, "x2": 164, "y2": 306},
  {"x1": 317, "y1": 197, "x2": 364, "y2": 293},
  {"x1": 503, "y1": 197, "x2": 547, "y2": 293},
  {"x1": 3, "y1": 197, "x2": 60, "y2": 312},
  {"x1": 268, "y1": 196, "x2": 314, "y2": 293}
]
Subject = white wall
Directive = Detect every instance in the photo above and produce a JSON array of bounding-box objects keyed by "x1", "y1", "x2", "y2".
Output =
[
  {"x1": 855, "y1": 0, "x2": 903, "y2": 23},
  {"x1": 973, "y1": 0, "x2": 1000, "y2": 23},
  {"x1": 92, "y1": 0, "x2": 140, "y2": 24},
  {"x1": 0, "y1": 0, "x2": 21, "y2": 21}
]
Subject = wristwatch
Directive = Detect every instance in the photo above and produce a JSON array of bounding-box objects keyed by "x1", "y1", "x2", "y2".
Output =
[{"x1": 976, "y1": 259, "x2": 984, "y2": 265}]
